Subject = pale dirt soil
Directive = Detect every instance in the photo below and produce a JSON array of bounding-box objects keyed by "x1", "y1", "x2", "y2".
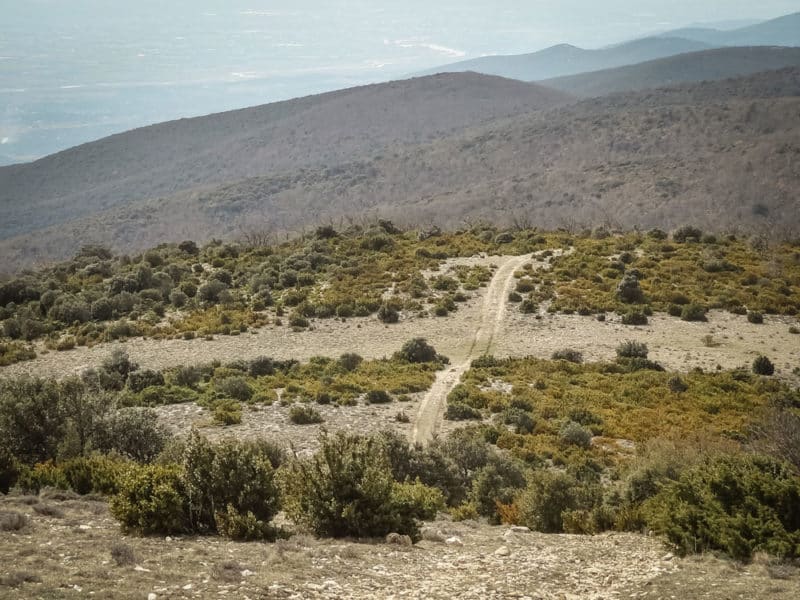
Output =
[{"x1": 2, "y1": 493, "x2": 799, "y2": 600}]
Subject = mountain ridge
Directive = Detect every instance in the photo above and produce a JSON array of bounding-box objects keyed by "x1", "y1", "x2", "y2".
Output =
[
  {"x1": 0, "y1": 72, "x2": 571, "y2": 241},
  {"x1": 1, "y1": 67, "x2": 798, "y2": 271},
  {"x1": 542, "y1": 46, "x2": 800, "y2": 97},
  {"x1": 416, "y1": 12, "x2": 800, "y2": 82}
]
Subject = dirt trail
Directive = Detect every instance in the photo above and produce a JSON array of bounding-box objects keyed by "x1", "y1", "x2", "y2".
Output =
[{"x1": 411, "y1": 254, "x2": 531, "y2": 444}]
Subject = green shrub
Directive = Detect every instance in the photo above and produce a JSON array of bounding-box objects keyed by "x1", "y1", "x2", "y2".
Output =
[
  {"x1": 616, "y1": 274, "x2": 644, "y2": 304},
  {"x1": 668, "y1": 376, "x2": 688, "y2": 393},
  {"x1": 127, "y1": 369, "x2": 165, "y2": 393},
  {"x1": 214, "y1": 504, "x2": 282, "y2": 541},
  {"x1": 169, "y1": 365, "x2": 202, "y2": 388},
  {"x1": 289, "y1": 405, "x2": 323, "y2": 425},
  {"x1": 551, "y1": 349, "x2": 583, "y2": 363},
  {"x1": 470, "y1": 457, "x2": 526, "y2": 523},
  {"x1": 560, "y1": 421, "x2": 592, "y2": 449},
  {"x1": 645, "y1": 454, "x2": 800, "y2": 560},
  {"x1": 93, "y1": 408, "x2": 170, "y2": 463},
  {"x1": 621, "y1": 311, "x2": 648, "y2": 326},
  {"x1": 747, "y1": 311, "x2": 764, "y2": 324},
  {"x1": 366, "y1": 390, "x2": 392, "y2": 404},
  {"x1": 681, "y1": 304, "x2": 707, "y2": 322},
  {"x1": 0, "y1": 341, "x2": 36, "y2": 367},
  {"x1": 248, "y1": 356, "x2": 275, "y2": 377},
  {"x1": 338, "y1": 353, "x2": 363, "y2": 372},
  {"x1": 673, "y1": 226, "x2": 703, "y2": 243},
  {"x1": 616, "y1": 340, "x2": 648, "y2": 359},
  {"x1": 0, "y1": 377, "x2": 64, "y2": 464},
  {"x1": 110, "y1": 464, "x2": 191, "y2": 534},
  {"x1": 377, "y1": 304, "x2": 399, "y2": 323},
  {"x1": 183, "y1": 433, "x2": 281, "y2": 537},
  {"x1": 508, "y1": 291, "x2": 522, "y2": 303},
  {"x1": 135, "y1": 385, "x2": 198, "y2": 407},
  {"x1": 289, "y1": 314, "x2": 309, "y2": 328},
  {"x1": 752, "y1": 355, "x2": 775, "y2": 376},
  {"x1": 59, "y1": 454, "x2": 128, "y2": 495},
  {"x1": 501, "y1": 408, "x2": 535, "y2": 434},
  {"x1": 395, "y1": 338, "x2": 442, "y2": 364},
  {"x1": 445, "y1": 403, "x2": 482, "y2": 421},
  {"x1": 281, "y1": 432, "x2": 438, "y2": 540},
  {"x1": 214, "y1": 376, "x2": 253, "y2": 402},
  {"x1": 516, "y1": 471, "x2": 601, "y2": 533},
  {"x1": 213, "y1": 400, "x2": 242, "y2": 425},
  {"x1": 0, "y1": 443, "x2": 21, "y2": 494},
  {"x1": 101, "y1": 349, "x2": 138, "y2": 380},
  {"x1": 519, "y1": 299, "x2": 538, "y2": 314}
]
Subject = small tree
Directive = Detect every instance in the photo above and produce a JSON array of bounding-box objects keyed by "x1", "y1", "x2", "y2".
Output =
[
  {"x1": 616, "y1": 274, "x2": 644, "y2": 304},
  {"x1": 395, "y1": 338, "x2": 441, "y2": 364},
  {"x1": 752, "y1": 355, "x2": 775, "y2": 376},
  {"x1": 281, "y1": 432, "x2": 441, "y2": 540}
]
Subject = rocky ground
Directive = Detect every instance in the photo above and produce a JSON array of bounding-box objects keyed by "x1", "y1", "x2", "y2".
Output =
[{"x1": 2, "y1": 491, "x2": 799, "y2": 600}]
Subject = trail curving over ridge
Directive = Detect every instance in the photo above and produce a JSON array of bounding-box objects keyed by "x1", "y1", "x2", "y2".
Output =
[{"x1": 411, "y1": 253, "x2": 532, "y2": 445}]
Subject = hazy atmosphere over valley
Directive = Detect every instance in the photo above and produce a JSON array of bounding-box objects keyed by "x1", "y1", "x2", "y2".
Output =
[{"x1": 1, "y1": 2, "x2": 800, "y2": 599}]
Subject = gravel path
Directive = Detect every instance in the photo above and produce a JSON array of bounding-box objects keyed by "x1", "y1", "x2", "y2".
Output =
[{"x1": 411, "y1": 253, "x2": 532, "y2": 444}]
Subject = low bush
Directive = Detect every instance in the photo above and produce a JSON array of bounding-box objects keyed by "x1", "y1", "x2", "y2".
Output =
[
  {"x1": 213, "y1": 400, "x2": 242, "y2": 425},
  {"x1": 515, "y1": 470, "x2": 601, "y2": 533},
  {"x1": 110, "y1": 464, "x2": 190, "y2": 534},
  {"x1": 366, "y1": 390, "x2": 392, "y2": 404},
  {"x1": 127, "y1": 369, "x2": 165, "y2": 393},
  {"x1": 470, "y1": 456, "x2": 526, "y2": 523},
  {"x1": 214, "y1": 376, "x2": 253, "y2": 402},
  {"x1": 93, "y1": 408, "x2": 170, "y2": 463},
  {"x1": 681, "y1": 304, "x2": 707, "y2": 322},
  {"x1": 560, "y1": 421, "x2": 592, "y2": 449},
  {"x1": 0, "y1": 510, "x2": 30, "y2": 532},
  {"x1": 747, "y1": 311, "x2": 764, "y2": 324},
  {"x1": 377, "y1": 304, "x2": 400, "y2": 324},
  {"x1": 445, "y1": 403, "x2": 482, "y2": 421},
  {"x1": 0, "y1": 444, "x2": 21, "y2": 494},
  {"x1": 281, "y1": 432, "x2": 440, "y2": 541},
  {"x1": 645, "y1": 454, "x2": 800, "y2": 560},
  {"x1": 621, "y1": 311, "x2": 648, "y2": 326},
  {"x1": 395, "y1": 338, "x2": 441, "y2": 364},
  {"x1": 183, "y1": 433, "x2": 281, "y2": 538},
  {"x1": 752, "y1": 355, "x2": 775, "y2": 376},
  {"x1": 616, "y1": 340, "x2": 648, "y2": 359},
  {"x1": 551, "y1": 349, "x2": 583, "y2": 364},
  {"x1": 288, "y1": 405, "x2": 323, "y2": 425}
]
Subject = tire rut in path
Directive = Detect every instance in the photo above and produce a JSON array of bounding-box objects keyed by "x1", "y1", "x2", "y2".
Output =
[{"x1": 410, "y1": 254, "x2": 532, "y2": 444}]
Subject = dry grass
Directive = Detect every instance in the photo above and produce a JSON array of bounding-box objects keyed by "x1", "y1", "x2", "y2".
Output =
[{"x1": 0, "y1": 510, "x2": 30, "y2": 532}]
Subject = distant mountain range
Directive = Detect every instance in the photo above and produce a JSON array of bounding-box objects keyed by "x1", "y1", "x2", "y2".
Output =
[
  {"x1": 649, "y1": 11, "x2": 800, "y2": 47},
  {"x1": 414, "y1": 37, "x2": 713, "y2": 81},
  {"x1": 543, "y1": 46, "x2": 800, "y2": 97},
  {"x1": 1, "y1": 67, "x2": 798, "y2": 271},
  {"x1": 416, "y1": 12, "x2": 800, "y2": 82}
]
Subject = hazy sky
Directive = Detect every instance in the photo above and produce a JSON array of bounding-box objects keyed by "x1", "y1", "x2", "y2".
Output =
[{"x1": 1, "y1": 0, "x2": 798, "y2": 163}]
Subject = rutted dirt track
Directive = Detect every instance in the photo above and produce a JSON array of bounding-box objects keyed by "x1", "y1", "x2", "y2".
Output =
[{"x1": 411, "y1": 254, "x2": 531, "y2": 444}]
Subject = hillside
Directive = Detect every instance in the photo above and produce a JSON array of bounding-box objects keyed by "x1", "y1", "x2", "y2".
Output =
[
  {"x1": 542, "y1": 46, "x2": 800, "y2": 97},
  {"x1": 1, "y1": 67, "x2": 798, "y2": 271},
  {"x1": 0, "y1": 72, "x2": 571, "y2": 241},
  {"x1": 413, "y1": 37, "x2": 712, "y2": 81}
]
